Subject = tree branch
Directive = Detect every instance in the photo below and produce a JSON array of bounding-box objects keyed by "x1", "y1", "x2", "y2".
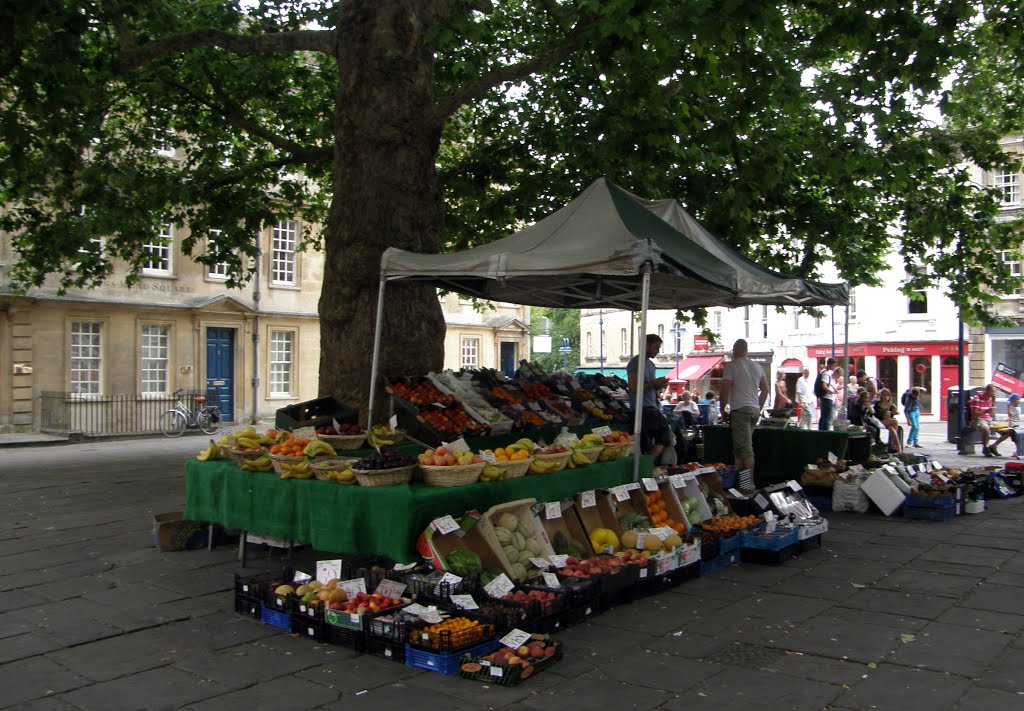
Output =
[
  {"x1": 118, "y1": 28, "x2": 335, "y2": 72},
  {"x1": 204, "y1": 152, "x2": 331, "y2": 190},
  {"x1": 535, "y1": 0, "x2": 572, "y2": 32},
  {"x1": 436, "y1": 24, "x2": 588, "y2": 120}
]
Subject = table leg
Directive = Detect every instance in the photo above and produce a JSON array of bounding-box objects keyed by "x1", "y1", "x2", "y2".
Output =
[
  {"x1": 239, "y1": 530, "x2": 248, "y2": 568},
  {"x1": 207, "y1": 524, "x2": 214, "y2": 552}
]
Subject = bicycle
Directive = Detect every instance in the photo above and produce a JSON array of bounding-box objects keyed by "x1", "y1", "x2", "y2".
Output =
[{"x1": 160, "y1": 389, "x2": 221, "y2": 437}]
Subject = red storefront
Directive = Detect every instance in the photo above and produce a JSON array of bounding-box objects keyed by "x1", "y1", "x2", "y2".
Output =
[{"x1": 806, "y1": 342, "x2": 967, "y2": 420}]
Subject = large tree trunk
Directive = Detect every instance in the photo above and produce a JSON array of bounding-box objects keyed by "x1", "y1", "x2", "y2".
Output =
[{"x1": 319, "y1": 1, "x2": 446, "y2": 422}]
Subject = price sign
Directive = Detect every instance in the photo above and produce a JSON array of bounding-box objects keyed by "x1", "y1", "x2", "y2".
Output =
[
  {"x1": 375, "y1": 579, "x2": 407, "y2": 599},
  {"x1": 788, "y1": 480, "x2": 803, "y2": 491},
  {"x1": 449, "y1": 594, "x2": 478, "y2": 610},
  {"x1": 936, "y1": 472, "x2": 951, "y2": 483},
  {"x1": 484, "y1": 573, "x2": 515, "y2": 599},
  {"x1": 437, "y1": 572, "x2": 463, "y2": 588},
  {"x1": 481, "y1": 451, "x2": 497, "y2": 463},
  {"x1": 293, "y1": 570, "x2": 312, "y2": 585},
  {"x1": 490, "y1": 666, "x2": 504, "y2": 678},
  {"x1": 431, "y1": 401, "x2": 447, "y2": 408},
  {"x1": 432, "y1": 515, "x2": 460, "y2": 535},
  {"x1": 592, "y1": 426, "x2": 613, "y2": 437},
  {"x1": 764, "y1": 510, "x2": 776, "y2": 522},
  {"x1": 403, "y1": 603, "x2": 429, "y2": 616},
  {"x1": 612, "y1": 486, "x2": 630, "y2": 502},
  {"x1": 754, "y1": 494, "x2": 769, "y2": 510},
  {"x1": 642, "y1": 478, "x2": 659, "y2": 492},
  {"x1": 527, "y1": 401, "x2": 542, "y2": 412},
  {"x1": 626, "y1": 482, "x2": 641, "y2": 492},
  {"x1": 389, "y1": 414, "x2": 399, "y2": 429},
  {"x1": 529, "y1": 557, "x2": 550, "y2": 569},
  {"x1": 555, "y1": 432, "x2": 580, "y2": 449},
  {"x1": 635, "y1": 533, "x2": 649, "y2": 549},
  {"x1": 548, "y1": 554, "x2": 568, "y2": 568},
  {"x1": 694, "y1": 467, "x2": 716, "y2": 475},
  {"x1": 933, "y1": 461, "x2": 943, "y2": 470},
  {"x1": 315, "y1": 559, "x2": 342, "y2": 584},
  {"x1": 442, "y1": 438, "x2": 470, "y2": 454},
  {"x1": 499, "y1": 628, "x2": 533, "y2": 650},
  {"x1": 728, "y1": 488, "x2": 743, "y2": 498},
  {"x1": 337, "y1": 578, "x2": 367, "y2": 598},
  {"x1": 393, "y1": 561, "x2": 418, "y2": 571},
  {"x1": 650, "y1": 527, "x2": 674, "y2": 540},
  {"x1": 669, "y1": 474, "x2": 686, "y2": 489},
  {"x1": 420, "y1": 609, "x2": 444, "y2": 624},
  {"x1": 579, "y1": 490, "x2": 596, "y2": 508},
  {"x1": 545, "y1": 502, "x2": 562, "y2": 519},
  {"x1": 542, "y1": 572, "x2": 561, "y2": 588},
  {"x1": 293, "y1": 426, "x2": 317, "y2": 439},
  {"x1": 765, "y1": 518, "x2": 777, "y2": 534}
]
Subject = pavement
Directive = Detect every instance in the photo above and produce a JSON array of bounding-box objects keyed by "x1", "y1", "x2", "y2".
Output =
[{"x1": 0, "y1": 423, "x2": 1022, "y2": 710}]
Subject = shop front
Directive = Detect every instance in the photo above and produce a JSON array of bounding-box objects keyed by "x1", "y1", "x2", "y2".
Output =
[{"x1": 806, "y1": 341, "x2": 966, "y2": 421}]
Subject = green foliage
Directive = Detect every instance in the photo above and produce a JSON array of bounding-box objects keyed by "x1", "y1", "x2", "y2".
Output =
[{"x1": 529, "y1": 308, "x2": 581, "y2": 372}]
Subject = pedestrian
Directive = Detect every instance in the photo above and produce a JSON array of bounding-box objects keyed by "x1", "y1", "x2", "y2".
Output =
[
  {"x1": 817, "y1": 357, "x2": 837, "y2": 430},
  {"x1": 969, "y1": 384, "x2": 998, "y2": 457},
  {"x1": 903, "y1": 387, "x2": 922, "y2": 448},
  {"x1": 858, "y1": 370, "x2": 879, "y2": 401},
  {"x1": 990, "y1": 393, "x2": 1022, "y2": 458},
  {"x1": 796, "y1": 367, "x2": 816, "y2": 429},
  {"x1": 626, "y1": 334, "x2": 671, "y2": 460},
  {"x1": 773, "y1": 370, "x2": 792, "y2": 412},
  {"x1": 719, "y1": 339, "x2": 769, "y2": 489},
  {"x1": 873, "y1": 388, "x2": 902, "y2": 453}
]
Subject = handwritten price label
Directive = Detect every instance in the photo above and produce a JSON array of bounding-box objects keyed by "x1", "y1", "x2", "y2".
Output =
[
  {"x1": 529, "y1": 557, "x2": 550, "y2": 569},
  {"x1": 592, "y1": 426, "x2": 613, "y2": 437},
  {"x1": 669, "y1": 474, "x2": 686, "y2": 489},
  {"x1": 481, "y1": 451, "x2": 497, "y2": 463},
  {"x1": 612, "y1": 486, "x2": 630, "y2": 502},
  {"x1": 579, "y1": 490, "x2": 596, "y2": 508},
  {"x1": 827, "y1": 452, "x2": 838, "y2": 464},
  {"x1": 432, "y1": 515, "x2": 460, "y2": 535},
  {"x1": 484, "y1": 573, "x2": 515, "y2": 599},
  {"x1": 499, "y1": 628, "x2": 532, "y2": 650},
  {"x1": 642, "y1": 478, "x2": 659, "y2": 492},
  {"x1": 542, "y1": 572, "x2": 561, "y2": 588},
  {"x1": 650, "y1": 527, "x2": 674, "y2": 540},
  {"x1": 315, "y1": 559, "x2": 342, "y2": 584},
  {"x1": 375, "y1": 579, "x2": 407, "y2": 599},
  {"x1": 337, "y1": 578, "x2": 367, "y2": 599},
  {"x1": 548, "y1": 555, "x2": 568, "y2": 569},
  {"x1": 545, "y1": 502, "x2": 562, "y2": 519},
  {"x1": 449, "y1": 594, "x2": 478, "y2": 610}
]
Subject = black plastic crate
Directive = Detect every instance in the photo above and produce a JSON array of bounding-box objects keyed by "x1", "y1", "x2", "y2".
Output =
[
  {"x1": 740, "y1": 545, "x2": 795, "y2": 565},
  {"x1": 323, "y1": 623, "x2": 367, "y2": 652},
  {"x1": 275, "y1": 396, "x2": 358, "y2": 432},
  {"x1": 234, "y1": 592, "x2": 261, "y2": 619},
  {"x1": 292, "y1": 615, "x2": 326, "y2": 642},
  {"x1": 399, "y1": 574, "x2": 478, "y2": 604},
  {"x1": 595, "y1": 565, "x2": 643, "y2": 610},
  {"x1": 409, "y1": 620, "x2": 498, "y2": 654},
  {"x1": 796, "y1": 534, "x2": 824, "y2": 553},
  {"x1": 367, "y1": 636, "x2": 406, "y2": 663},
  {"x1": 903, "y1": 505, "x2": 956, "y2": 522}
]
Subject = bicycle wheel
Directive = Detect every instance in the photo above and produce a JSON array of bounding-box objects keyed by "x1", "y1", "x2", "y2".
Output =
[
  {"x1": 197, "y1": 408, "x2": 220, "y2": 435},
  {"x1": 160, "y1": 410, "x2": 188, "y2": 438}
]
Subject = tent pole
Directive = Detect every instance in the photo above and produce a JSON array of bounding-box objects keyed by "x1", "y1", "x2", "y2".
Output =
[
  {"x1": 366, "y1": 274, "x2": 388, "y2": 428},
  {"x1": 632, "y1": 267, "x2": 652, "y2": 482},
  {"x1": 844, "y1": 294, "x2": 850, "y2": 414}
]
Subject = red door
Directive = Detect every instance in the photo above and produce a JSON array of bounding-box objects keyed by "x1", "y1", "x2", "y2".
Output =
[{"x1": 939, "y1": 365, "x2": 958, "y2": 421}]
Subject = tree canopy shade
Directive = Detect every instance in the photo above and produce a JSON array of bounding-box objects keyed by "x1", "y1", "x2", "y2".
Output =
[{"x1": 1, "y1": 1, "x2": 1022, "y2": 415}]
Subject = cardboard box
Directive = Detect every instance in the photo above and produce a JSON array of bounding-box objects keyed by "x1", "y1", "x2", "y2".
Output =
[
  {"x1": 416, "y1": 512, "x2": 506, "y2": 575},
  {"x1": 656, "y1": 480, "x2": 691, "y2": 532},
  {"x1": 476, "y1": 499, "x2": 555, "y2": 582},
  {"x1": 574, "y1": 490, "x2": 622, "y2": 550},
  {"x1": 152, "y1": 512, "x2": 206, "y2": 552},
  {"x1": 539, "y1": 500, "x2": 591, "y2": 558},
  {"x1": 861, "y1": 471, "x2": 907, "y2": 516}
]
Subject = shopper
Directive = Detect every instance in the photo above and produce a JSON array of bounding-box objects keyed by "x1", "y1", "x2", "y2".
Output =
[
  {"x1": 626, "y1": 334, "x2": 671, "y2": 460},
  {"x1": 849, "y1": 389, "x2": 882, "y2": 445},
  {"x1": 904, "y1": 387, "x2": 922, "y2": 448},
  {"x1": 969, "y1": 384, "x2": 998, "y2": 457},
  {"x1": 990, "y1": 393, "x2": 1022, "y2": 458},
  {"x1": 858, "y1": 370, "x2": 879, "y2": 401},
  {"x1": 673, "y1": 390, "x2": 700, "y2": 429},
  {"x1": 873, "y1": 388, "x2": 902, "y2": 453},
  {"x1": 796, "y1": 367, "x2": 816, "y2": 429},
  {"x1": 817, "y1": 357, "x2": 837, "y2": 430},
  {"x1": 719, "y1": 339, "x2": 769, "y2": 489},
  {"x1": 773, "y1": 370, "x2": 792, "y2": 412}
]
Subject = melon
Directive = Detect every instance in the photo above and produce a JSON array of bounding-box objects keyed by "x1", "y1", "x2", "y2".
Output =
[
  {"x1": 620, "y1": 530, "x2": 639, "y2": 549},
  {"x1": 497, "y1": 513, "x2": 519, "y2": 531}
]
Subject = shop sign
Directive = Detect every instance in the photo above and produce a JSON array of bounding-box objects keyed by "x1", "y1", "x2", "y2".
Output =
[
  {"x1": 693, "y1": 336, "x2": 710, "y2": 351},
  {"x1": 806, "y1": 342, "x2": 966, "y2": 358},
  {"x1": 992, "y1": 363, "x2": 1024, "y2": 394}
]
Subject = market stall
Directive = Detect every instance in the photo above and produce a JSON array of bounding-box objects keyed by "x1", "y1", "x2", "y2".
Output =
[{"x1": 699, "y1": 424, "x2": 850, "y2": 484}]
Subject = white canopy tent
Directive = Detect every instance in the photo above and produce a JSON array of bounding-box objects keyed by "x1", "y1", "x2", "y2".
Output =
[{"x1": 369, "y1": 178, "x2": 849, "y2": 479}]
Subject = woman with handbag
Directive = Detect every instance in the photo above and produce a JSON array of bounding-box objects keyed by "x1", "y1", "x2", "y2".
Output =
[{"x1": 873, "y1": 388, "x2": 902, "y2": 453}]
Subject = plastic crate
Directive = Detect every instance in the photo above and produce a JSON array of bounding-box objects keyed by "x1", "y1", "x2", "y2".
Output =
[
  {"x1": 292, "y1": 615, "x2": 325, "y2": 642},
  {"x1": 324, "y1": 623, "x2": 367, "y2": 652},
  {"x1": 807, "y1": 494, "x2": 832, "y2": 512},
  {"x1": 700, "y1": 550, "x2": 739, "y2": 576},
  {"x1": 903, "y1": 505, "x2": 956, "y2": 522},
  {"x1": 740, "y1": 545, "x2": 795, "y2": 565},
  {"x1": 234, "y1": 593, "x2": 261, "y2": 619},
  {"x1": 796, "y1": 534, "x2": 824, "y2": 553},
  {"x1": 406, "y1": 639, "x2": 500, "y2": 676},
  {"x1": 555, "y1": 579, "x2": 601, "y2": 629},
  {"x1": 905, "y1": 493, "x2": 956, "y2": 508},
  {"x1": 367, "y1": 636, "x2": 406, "y2": 663},
  {"x1": 596, "y1": 565, "x2": 643, "y2": 610},
  {"x1": 719, "y1": 466, "x2": 738, "y2": 490},
  {"x1": 408, "y1": 620, "x2": 497, "y2": 653},
  {"x1": 458, "y1": 639, "x2": 563, "y2": 686},
  {"x1": 275, "y1": 396, "x2": 358, "y2": 432},
  {"x1": 259, "y1": 605, "x2": 292, "y2": 633},
  {"x1": 740, "y1": 527, "x2": 799, "y2": 551},
  {"x1": 718, "y1": 533, "x2": 741, "y2": 554}
]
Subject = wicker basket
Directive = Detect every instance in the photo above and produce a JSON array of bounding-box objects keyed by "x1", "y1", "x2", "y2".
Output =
[
  {"x1": 599, "y1": 442, "x2": 634, "y2": 461},
  {"x1": 419, "y1": 462, "x2": 485, "y2": 487},
  {"x1": 269, "y1": 453, "x2": 306, "y2": 474},
  {"x1": 351, "y1": 464, "x2": 415, "y2": 487},
  {"x1": 368, "y1": 430, "x2": 405, "y2": 447},
  {"x1": 532, "y1": 451, "x2": 572, "y2": 471},
  {"x1": 227, "y1": 447, "x2": 268, "y2": 465},
  {"x1": 317, "y1": 433, "x2": 368, "y2": 451},
  {"x1": 491, "y1": 457, "x2": 532, "y2": 479},
  {"x1": 573, "y1": 446, "x2": 604, "y2": 464},
  {"x1": 309, "y1": 456, "x2": 358, "y2": 480}
]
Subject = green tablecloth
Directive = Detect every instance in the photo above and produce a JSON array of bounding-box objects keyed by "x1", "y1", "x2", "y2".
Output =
[
  {"x1": 185, "y1": 455, "x2": 648, "y2": 563},
  {"x1": 700, "y1": 425, "x2": 849, "y2": 484}
]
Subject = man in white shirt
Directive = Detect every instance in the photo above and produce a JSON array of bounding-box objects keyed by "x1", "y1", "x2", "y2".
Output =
[
  {"x1": 719, "y1": 339, "x2": 769, "y2": 485},
  {"x1": 818, "y1": 357, "x2": 837, "y2": 430},
  {"x1": 795, "y1": 367, "x2": 815, "y2": 429}
]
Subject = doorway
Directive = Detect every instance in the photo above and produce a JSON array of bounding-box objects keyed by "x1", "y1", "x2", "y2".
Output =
[
  {"x1": 500, "y1": 342, "x2": 517, "y2": 378},
  {"x1": 206, "y1": 327, "x2": 235, "y2": 421},
  {"x1": 940, "y1": 358, "x2": 959, "y2": 422}
]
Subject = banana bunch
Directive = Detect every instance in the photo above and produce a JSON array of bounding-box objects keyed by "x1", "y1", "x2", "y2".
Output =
[
  {"x1": 280, "y1": 460, "x2": 313, "y2": 480},
  {"x1": 240, "y1": 454, "x2": 274, "y2": 472},
  {"x1": 528, "y1": 458, "x2": 560, "y2": 475},
  {"x1": 579, "y1": 434, "x2": 605, "y2": 447},
  {"x1": 367, "y1": 424, "x2": 402, "y2": 448},
  {"x1": 196, "y1": 440, "x2": 221, "y2": 461},
  {"x1": 303, "y1": 440, "x2": 337, "y2": 457},
  {"x1": 325, "y1": 468, "x2": 356, "y2": 485},
  {"x1": 569, "y1": 449, "x2": 592, "y2": 468},
  {"x1": 217, "y1": 434, "x2": 235, "y2": 447},
  {"x1": 232, "y1": 426, "x2": 263, "y2": 451},
  {"x1": 506, "y1": 438, "x2": 536, "y2": 454},
  {"x1": 479, "y1": 463, "x2": 505, "y2": 483}
]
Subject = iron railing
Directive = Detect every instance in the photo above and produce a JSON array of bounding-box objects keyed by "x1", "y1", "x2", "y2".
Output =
[{"x1": 40, "y1": 389, "x2": 218, "y2": 436}]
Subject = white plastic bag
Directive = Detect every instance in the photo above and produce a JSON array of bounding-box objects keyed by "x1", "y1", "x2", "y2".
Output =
[{"x1": 832, "y1": 476, "x2": 869, "y2": 513}]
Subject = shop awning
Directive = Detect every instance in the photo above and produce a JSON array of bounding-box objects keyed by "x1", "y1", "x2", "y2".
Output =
[
  {"x1": 780, "y1": 358, "x2": 804, "y2": 373},
  {"x1": 666, "y1": 355, "x2": 723, "y2": 382}
]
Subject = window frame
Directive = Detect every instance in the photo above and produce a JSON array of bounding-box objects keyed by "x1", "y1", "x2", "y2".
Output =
[
  {"x1": 142, "y1": 223, "x2": 174, "y2": 276},
  {"x1": 270, "y1": 220, "x2": 298, "y2": 287},
  {"x1": 139, "y1": 322, "x2": 172, "y2": 397},
  {"x1": 761, "y1": 305, "x2": 769, "y2": 339},
  {"x1": 68, "y1": 319, "x2": 106, "y2": 397},
  {"x1": 268, "y1": 328, "x2": 297, "y2": 397},
  {"x1": 995, "y1": 168, "x2": 1020, "y2": 206},
  {"x1": 743, "y1": 306, "x2": 750, "y2": 339},
  {"x1": 206, "y1": 230, "x2": 230, "y2": 280},
  {"x1": 461, "y1": 336, "x2": 479, "y2": 368},
  {"x1": 998, "y1": 249, "x2": 1022, "y2": 298}
]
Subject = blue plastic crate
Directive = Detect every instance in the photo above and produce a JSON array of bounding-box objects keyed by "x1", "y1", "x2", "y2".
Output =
[
  {"x1": 905, "y1": 493, "x2": 956, "y2": 508},
  {"x1": 719, "y1": 466, "x2": 738, "y2": 490},
  {"x1": 740, "y1": 527, "x2": 799, "y2": 551},
  {"x1": 903, "y1": 505, "x2": 956, "y2": 522},
  {"x1": 259, "y1": 605, "x2": 292, "y2": 633},
  {"x1": 718, "y1": 534, "x2": 741, "y2": 554},
  {"x1": 405, "y1": 639, "x2": 500, "y2": 676},
  {"x1": 699, "y1": 550, "x2": 739, "y2": 576},
  {"x1": 740, "y1": 545, "x2": 795, "y2": 565}
]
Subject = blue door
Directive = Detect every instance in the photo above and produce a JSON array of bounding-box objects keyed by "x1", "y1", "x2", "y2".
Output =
[
  {"x1": 206, "y1": 328, "x2": 234, "y2": 421},
  {"x1": 500, "y1": 342, "x2": 517, "y2": 378}
]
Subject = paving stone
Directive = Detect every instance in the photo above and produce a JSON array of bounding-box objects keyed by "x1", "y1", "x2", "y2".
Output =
[
  {"x1": 715, "y1": 562, "x2": 805, "y2": 587},
  {"x1": 959, "y1": 583, "x2": 1023, "y2": 614},
  {"x1": 838, "y1": 663, "x2": 971, "y2": 710},
  {"x1": 14, "y1": 699, "x2": 81, "y2": 711},
  {"x1": 46, "y1": 627, "x2": 187, "y2": 682},
  {"x1": 838, "y1": 588, "x2": 957, "y2": 620},
  {"x1": 771, "y1": 615, "x2": 904, "y2": 664},
  {"x1": 952, "y1": 533, "x2": 1024, "y2": 552},
  {"x1": 296, "y1": 656, "x2": 422, "y2": 694},
  {"x1": 975, "y1": 647, "x2": 1024, "y2": 693},
  {"x1": 667, "y1": 577, "x2": 765, "y2": 602},
  {"x1": 515, "y1": 671, "x2": 671, "y2": 711},
  {"x1": 887, "y1": 622, "x2": 1012, "y2": 677},
  {"x1": 755, "y1": 650, "x2": 868, "y2": 686},
  {"x1": 312, "y1": 679, "x2": 476, "y2": 711},
  {"x1": 596, "y1": 648, "x2": 723, "y2": 692},
  {"x1": 82, "y1": 583, "x2": 187, "y2": 610},
  {"x1": 414, "y1": 663, "x2": 562, "y2": 707},
  {"x1": 0, "y1": 656, "x2": 91, "y2": 709},
  {"x1": 0, "y1": 632, "x2": 63, "y2": 664},
  {"x1": 153, "y1": 591, "x2": 234, "y2": 620},
  {"x1": 768, "y1": 573, "x2": 861, "y2": 602},
  {"x1": 796, "y1": 558, "x2": 899, "y2": 584},
  {"x1": 175, "y1": 638, "x2": 325, "y2": 689},
  {"x1": 58, "y1": 666, "x2": 227, "y2": 710},
  {"x1": 919, "y1": 544, "x2": 1014, "y2": 568},
  {"x1": 938, "y1": 606, "x2": 1024, "y2": 634},
  {"x1": 954, "y1": 685, "x2": 1024, "y2": 710},
  {"x1": 817, "y1": 543, "x2": 927, "y2": 564},
  {"x1": 641, "y1": 631, "x2": 734, "y2": 660},
  {"x1": 904, "y1": 559, "x2": 1001, "y2": 580},
  {"x1": 590, "y1": 594, "x2": 699, "y2": 636},
  {"x1": 661, "y1": 666, "x2": 842, "y2": 711},
  {"x1": 719, "y1": 591, "x2": 835, "y2": 623},
  {"x1": 983, "y1": 570, "x2": 1024, "y2": 588},
  {"x1": 994, "y1": 553, "x2": 1024, "y2": 574},
  {"x1": 151, "y1": 613, "x2": 279, "y2": 652},
  {"x1": 873, "y1": 569, "x2": 979, "y2": 598},
  {"x1": 186, "y1": 673, "x2": 340, "y2": 711},
  {"x1": 673, "y1": 612, "x2": 798, "y2": 647},
  {"x1": 827, "y1": 605, "x2": 930, "y2": 632}
]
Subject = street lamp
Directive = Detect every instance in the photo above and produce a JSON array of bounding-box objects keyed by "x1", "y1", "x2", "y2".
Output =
[
  {"x1": 598, "y1": 309, "x2": 605, "y2": 373},
  {"x1": 558, "y1": 337, "x2": 573, "y2": 370},
  {"x1": 670, "y1": 322, "x2": 687, "y2": 378}
]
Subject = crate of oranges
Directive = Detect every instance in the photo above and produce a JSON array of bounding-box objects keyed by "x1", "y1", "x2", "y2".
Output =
[
  {"x1": 268, "y1": 437, "x2": 311, "y2": 473},
  {"x1": 409, "y1": 616, "x2": 496, "y2": 653}
]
